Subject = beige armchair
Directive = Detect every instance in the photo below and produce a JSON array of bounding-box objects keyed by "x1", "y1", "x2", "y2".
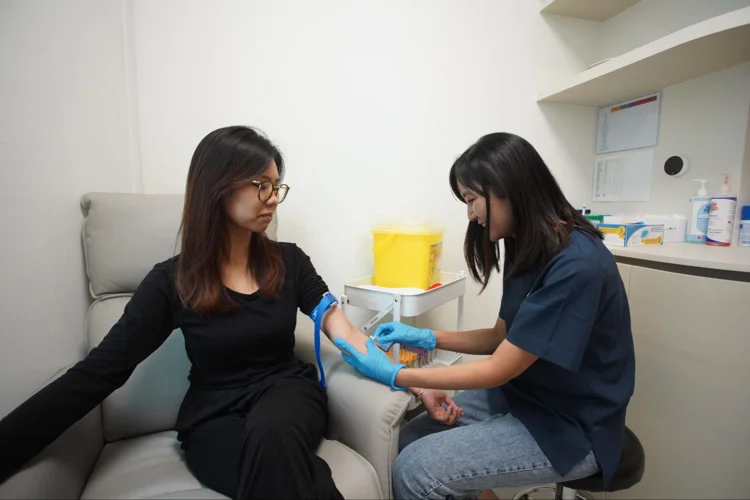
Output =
[{"x1": 0, "y1": 193, "x2": 410, "y2": 499}]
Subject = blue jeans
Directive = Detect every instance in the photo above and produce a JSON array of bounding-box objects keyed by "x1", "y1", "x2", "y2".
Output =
[{"x1": 394, "y1": 388, "x2": 599, "y2": 499}]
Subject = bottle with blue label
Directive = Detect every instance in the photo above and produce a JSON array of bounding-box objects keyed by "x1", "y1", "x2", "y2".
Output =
[
  {"x1": 686, "y1": 179, "x2": 710, "y2": 244},
  {"x1": 739, "y1": 205, "x2": 750, "y2": 247}
]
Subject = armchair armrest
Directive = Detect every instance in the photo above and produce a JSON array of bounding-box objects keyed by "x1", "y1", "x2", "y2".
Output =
[
  {"x1": 293, "y1": 328, "x2": 410, "y2": 498},
  {"x1": 0, "y1": 365, "x2": 103, "y2": 499},
  {"x1": 325, "y1": 359, "x2": 410, "y2": 500}
]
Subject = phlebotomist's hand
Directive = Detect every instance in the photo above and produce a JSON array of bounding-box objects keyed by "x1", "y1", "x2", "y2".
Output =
[
  {"x1": 334, "y1": 338, "x2": 406, "y2": 390},
  {"x1": 421, "y1": 390, "x2": 463, "y2": 425},
  {"x1": 373, "y1": 322, "x2": 436, "y2": 351}
]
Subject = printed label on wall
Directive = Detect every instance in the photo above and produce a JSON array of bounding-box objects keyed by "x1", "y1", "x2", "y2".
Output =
[{"x1": 428, "y1": 242, "x2": 442, "y2": 286}]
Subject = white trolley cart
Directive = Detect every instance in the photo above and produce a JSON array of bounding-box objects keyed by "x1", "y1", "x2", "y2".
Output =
[{"x1": 340, "y1": 271, "x2": 467, "y2": 372}]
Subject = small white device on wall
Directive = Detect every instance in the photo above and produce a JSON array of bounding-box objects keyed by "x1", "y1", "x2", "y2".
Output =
[{"x1": 664, "y1": 155, "x2": 689, "y2": 177}]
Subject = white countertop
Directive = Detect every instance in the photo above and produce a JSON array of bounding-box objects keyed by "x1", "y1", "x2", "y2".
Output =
[{"x1": 607, "y1": 243, "x2": 750, "y2": 273}]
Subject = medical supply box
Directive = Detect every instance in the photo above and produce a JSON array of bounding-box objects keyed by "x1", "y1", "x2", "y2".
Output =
[
  {"x1": 372, "y1": 224, "x2": 443, "y2": 290},
  {"x1": 599, "y1": 223, "x2": 665, "y2": 247}
]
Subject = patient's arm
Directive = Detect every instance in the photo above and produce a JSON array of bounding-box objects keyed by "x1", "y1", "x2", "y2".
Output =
[
  {"x1": 322, "y1": 306, "x2": 368, "y2": 353},
  {"x1": 324, "y1": 307, "x2": 463, "y2": 420},
  {"x1": 322, "y1": 307, "x2": 423, "y2": 397}
]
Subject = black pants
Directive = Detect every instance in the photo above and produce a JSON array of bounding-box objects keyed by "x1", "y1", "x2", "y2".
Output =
[{"x1": 181, "y1": 377, "x2": 343, "y2": 500}]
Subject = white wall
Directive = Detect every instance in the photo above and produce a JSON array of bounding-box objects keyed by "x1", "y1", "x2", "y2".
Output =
[
  {"x1": 536, "y1": 0, "x2": 750, "y2": 227},
  {"x1": 130, "y1": 0, "x2": 598, "y2": 333},
  {"x1": 0, "y1": 0, "x2": 135, "y2": 415},
  {"x1": 590, "y1": 62, "x2": 750, "y2": 218},
  {"x1": 741, "y1": 107, "x2": 750, "y2": 214}
]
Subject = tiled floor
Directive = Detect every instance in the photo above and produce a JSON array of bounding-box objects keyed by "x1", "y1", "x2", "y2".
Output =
[
  {"x1": 493, "y1": 486, "x2": 599, "y2": 500},
  {"x1": 494, "y1": 485, "x2": 552, "y2": 500}
]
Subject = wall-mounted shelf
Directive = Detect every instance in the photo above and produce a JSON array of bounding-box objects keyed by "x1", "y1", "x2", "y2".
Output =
[
  {"x1": 537, "y1": 7, "x2": 750, "y2": 107},
  {"x1": 540, "y1": 0, "x2": 640, "y2": 22}
]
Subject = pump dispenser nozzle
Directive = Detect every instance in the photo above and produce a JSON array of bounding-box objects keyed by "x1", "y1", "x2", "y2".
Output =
[
  {"x1": 693, "y1": 179, "x2": 708, "y2": 197},
  {"x1": 719, "y1": 174, "x2": 732, "y2": 196}
]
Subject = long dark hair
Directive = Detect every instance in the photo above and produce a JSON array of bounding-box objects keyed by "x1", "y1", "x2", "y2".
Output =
[
  {"x1": 449, "y1": 132, "x2": 601, "y2": 291},
  {"x1": 176, "y1": 126, "x2": 285, "y2": 313}
]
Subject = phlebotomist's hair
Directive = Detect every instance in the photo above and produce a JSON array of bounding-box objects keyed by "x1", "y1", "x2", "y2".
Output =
[
  {"x1": 449, "y1": 132, "x2": 601, "y2": 291},
  {"x1": 176, "y1": 126, "x2": 285, "y2": 313}
]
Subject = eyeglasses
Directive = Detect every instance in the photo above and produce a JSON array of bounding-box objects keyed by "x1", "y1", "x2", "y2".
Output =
[{"x1": 250, "y1": 180, "x2": 290, "y2": 204}]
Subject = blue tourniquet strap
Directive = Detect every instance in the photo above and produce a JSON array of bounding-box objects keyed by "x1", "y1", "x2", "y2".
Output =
[
  {"x1": 310, "y1": 292, "x2": 337, "y2": 391},
  {"x1": 314, "y1": 309, "x2": 327, "y2": 391}
]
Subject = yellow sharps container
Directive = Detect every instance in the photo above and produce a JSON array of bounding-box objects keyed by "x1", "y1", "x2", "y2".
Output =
[{"x1": 372, "y1": 225, "x2": 444, "y2": 290}]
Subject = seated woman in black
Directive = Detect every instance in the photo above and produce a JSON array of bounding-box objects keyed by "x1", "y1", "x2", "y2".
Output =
[{"x1": 0, "y1": 126, "x2": 460, "y2": 499}]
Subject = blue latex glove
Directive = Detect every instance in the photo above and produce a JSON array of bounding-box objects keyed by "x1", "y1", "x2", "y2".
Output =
[
  {"x1": 333, "y1": 338, "x2": 406, "y2": 390},
  {"x1": 373, "y1": 322, "x2": 436, "y2": 351}
]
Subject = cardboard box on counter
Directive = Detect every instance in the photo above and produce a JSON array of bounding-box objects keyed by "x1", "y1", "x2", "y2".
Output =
[{"x1": 599, "y1": 223, "x2": 665, "y2": 247}]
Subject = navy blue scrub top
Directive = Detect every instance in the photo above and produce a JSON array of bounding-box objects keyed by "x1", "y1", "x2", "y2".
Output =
[{"x1": 500, "y1": 229, "x2": 635, "y2": 487}]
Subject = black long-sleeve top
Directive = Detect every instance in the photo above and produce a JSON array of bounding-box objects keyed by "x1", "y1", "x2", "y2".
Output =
[{"x1": 0, "y1": 242, "x2": 329, "y2": 483}]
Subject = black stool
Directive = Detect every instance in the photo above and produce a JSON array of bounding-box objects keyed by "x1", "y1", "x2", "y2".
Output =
[{"x1": 513, "y1": 427, "x2": 645, "y2": 500}]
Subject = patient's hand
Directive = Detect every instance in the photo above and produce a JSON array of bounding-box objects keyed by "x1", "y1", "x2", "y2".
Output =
[{"x1": 421, "y1": 390, "x2": 463, "y2": 425}]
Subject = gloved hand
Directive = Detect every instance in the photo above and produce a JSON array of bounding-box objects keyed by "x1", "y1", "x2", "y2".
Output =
[
  {"x1": 334, "y1": 338, "x2": 406, "y2": 390},
  {"x1": 373, "y1": 322, "x2": 436, "y2": 351}
]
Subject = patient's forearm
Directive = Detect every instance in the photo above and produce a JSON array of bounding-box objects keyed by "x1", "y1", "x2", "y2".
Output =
[
  {"x1": 323, "y1": 307, "x2": 421, "y2": 393},
  {"x1": 322, "y1": 307, "x2": 366, "y2": 353}
]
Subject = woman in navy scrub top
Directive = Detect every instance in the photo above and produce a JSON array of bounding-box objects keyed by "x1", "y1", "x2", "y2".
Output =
[{"x1": 334, "y1": 132, "x2": 635, "y2": 499}]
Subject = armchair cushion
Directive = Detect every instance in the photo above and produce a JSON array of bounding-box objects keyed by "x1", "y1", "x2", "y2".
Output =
[
  {"x1": 80, "y1": 431, "x2": 381, "y2": 500},
  {"x1": 80, "y1": 193, "x2": 278, "y2": 298},
  {"x1": 81, "y1": 193, "x2": 184, "y2": 299},
  {"x1": 81, "y1": 431, "x2": 204, "y2": 500},
  {"x1": 87, "y1": 296, "x2": 190, "y2": 443}
]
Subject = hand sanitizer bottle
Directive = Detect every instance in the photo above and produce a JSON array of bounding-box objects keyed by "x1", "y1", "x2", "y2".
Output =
[{"x1": 686, "y1": 179, "x2": 710, "y2": 244}]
